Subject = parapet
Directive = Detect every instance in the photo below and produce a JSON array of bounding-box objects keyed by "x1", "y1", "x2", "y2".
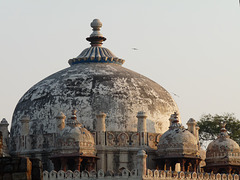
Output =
[
  {"x1": 43, "y1": 169, "x2": 240, "y2": 180},
  {"x1": 43, "y1": 169, "x2": 138, "y2": 180}
]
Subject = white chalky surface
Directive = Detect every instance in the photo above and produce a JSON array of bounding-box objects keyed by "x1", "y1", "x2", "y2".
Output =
[{"x1": 11, "y1": 63, "x2": 179, "y2": 137}]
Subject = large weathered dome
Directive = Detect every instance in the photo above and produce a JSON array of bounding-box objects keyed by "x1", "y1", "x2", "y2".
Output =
[{"x1": 11, "y1": 19, "x2": 179, "y2": 137}]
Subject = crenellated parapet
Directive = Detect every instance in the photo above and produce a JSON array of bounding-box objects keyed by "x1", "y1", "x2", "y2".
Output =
[
  {"x1": 43, "y1": 169, "x2": 240, "y2": 180},
  {"x1": 144, "y1": 170, "x2": 240, "y2": 180},
  {"x1": 43, "y1": 169, "x2": 138, "y2": 180}
]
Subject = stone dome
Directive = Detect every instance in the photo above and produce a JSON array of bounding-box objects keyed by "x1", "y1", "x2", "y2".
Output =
[
  {"x1": 157, "y1": 112, "x2": 199, "y2": 158},
  {"x1": 207, "y1": 138, "x2": 240, "y2": 157},
  {"x1": 11, "y1": 19, "x2": 179, "y2": 139},
  {"x1": 205, "y1": 123, "x2": 240, "y2": 173},
  {"x1": 206, "y1": 123, "x2": 240, "y2": 161},
  {"x1": 57, "y1": 110, "x2": 96, "y2": 156}
]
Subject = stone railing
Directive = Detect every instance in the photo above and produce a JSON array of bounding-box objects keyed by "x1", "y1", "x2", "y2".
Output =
[
  {"x1": 207, "y1": 152, "x2": 240, "y2": 158},
  {"x1": 144, "y1": 169, "x2": 239, "y2": 180},
  {"x1": 43, "y1": 169, "x2": 138, "y2": 180},
  {"x1": 43, "y1": 169, "x2": 240, "y2": 180}
]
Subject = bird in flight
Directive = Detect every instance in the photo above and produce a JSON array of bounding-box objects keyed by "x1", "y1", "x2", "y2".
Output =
[
  {"x1": 171, "y1": 92, "x2": 180, "y2": 98},
  {"x1": 132, "y1": 48, "x2": 139, "y2": 50}
]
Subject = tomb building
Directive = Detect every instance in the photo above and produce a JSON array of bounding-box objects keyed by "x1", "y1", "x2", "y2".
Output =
[{"x1": 9, "y1": 19, "x2": 180, "y2": 171}]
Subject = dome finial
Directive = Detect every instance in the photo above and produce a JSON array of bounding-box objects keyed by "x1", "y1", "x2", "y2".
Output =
[
  {"x1": 86, "y1": 19, "x2": 106, "y2": 47},
  {"x1": 172, "y1": 112, "x2": 179, "y2": 124},
  {"x1": 220, "y1": 122, "x2": 227, "y2": 132},
  {"x1": 219, "y1": 122, "x2": 229, "y2": 138},
  {"x1": 71, "y1": 109, "x2": 77, "y2": 120},
  {"x1": 169, "y1": 112, "x2": 181, "y2": 129}
]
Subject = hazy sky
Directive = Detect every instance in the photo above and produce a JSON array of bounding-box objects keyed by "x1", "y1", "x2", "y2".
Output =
[{"x1": 1, "y1": 0, "x2": 240, "y2": 128}]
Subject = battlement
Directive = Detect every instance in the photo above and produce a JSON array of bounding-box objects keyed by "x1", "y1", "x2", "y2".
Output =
[{"x1": 43, "y1": 169, "x2": 240, "y2": 180}]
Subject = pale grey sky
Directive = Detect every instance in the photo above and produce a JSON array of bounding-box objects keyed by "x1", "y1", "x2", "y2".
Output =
[{"x1": 0, "y1": 0, "x2": 240, "y2": 127}]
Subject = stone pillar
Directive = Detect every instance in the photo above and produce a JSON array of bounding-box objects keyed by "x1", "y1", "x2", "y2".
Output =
[
  {"x1": 75, "y1": 158, "x2": 83, "y2": 172},
  {"x1": 96, "y1": 113, "x2": 107, "y2": 171},
  {"x1": 196, "y1": 125, "x2": 200, "y2": 147},
  {"x1": 136, "y1": 150, "x2": 148, "y2": 177},
  {"x1": 55, "y1": 112, "x2": 66, "y2": 133},
  {"x1": 0, "y1": 118, "x2": 9, "y2": 148},
  {"x1": 97, "y1": 151, "x2": 106, "y2": 171},
  {"x1": 0, "y1": 132, "x2": 3, "y2": 157},
  {"x1": 187, "y1": 118, "x2": 196, "y2": 136},
  {"x1": 137, "y1": 112, "x2": 147, "y2": 146},
  {"x1": 137, "y1": 111, "x2": 147, "y2": 133},
  {"x1": 20, "y1": 116, "x2": 30, "y2": 150},
  {"x1": 106, "y1": 152, "x2": 114, "y2": 171},
  {"x1": 61, "y1": 158, "x2": 67, "y2": 171},
  {"x1": 20, "y1": 115, "x2": 30, "y2": 136},
  {"x1": 96, "y1": 112, "x2": 106, "y2": 132},
  {"x1": 181, "y1": 159, "x2": 186, "y2": 172}
]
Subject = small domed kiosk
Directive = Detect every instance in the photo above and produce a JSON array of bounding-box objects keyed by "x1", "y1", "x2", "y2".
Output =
[
  {"x1": 205, "y1": 123, "x2": 240, "y2": 174},
  {"x1": 51, "y1": 110, "x2": 97, "y2": 172},
  {"x1": 157, "y1": 112, "x2": 201, "y2": 172}
]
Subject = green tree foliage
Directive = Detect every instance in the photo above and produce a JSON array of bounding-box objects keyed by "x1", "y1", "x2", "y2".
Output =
[{"x1": 197, "y1": 113, "x2": 240, "y2": 146}]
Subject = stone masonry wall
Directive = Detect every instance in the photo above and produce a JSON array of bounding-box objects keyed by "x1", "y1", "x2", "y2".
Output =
[
  {"x1": 0, "y1": 156, "x2": 43, "y2": 180},
  {"x1": 0, "y1": 156, "x2": 32, "y2": 180}
]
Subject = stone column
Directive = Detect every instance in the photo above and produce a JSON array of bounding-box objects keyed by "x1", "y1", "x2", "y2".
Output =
[
  {"x1": 61, "y1": 158, "x2": 67, "y2": 171},
  {"x1": 136, "y1": 150, "x2": 148, "y2": 177},
  {"x1": 75, "y1": 158, "x2": 83, "y2": 172},
  {"x1": 137, "y1": 112, "x2": 147, "y2": 146},
  {"x1": 196, "y1": 125, "x2": 200, "y2": 147},
  {"x1": 106, "y1": 152, "x2": 114, "y2": 171},
  {"x1": 96, "y1": 112, "x2": 106, "y2": 132},
  {"x1": 97, "y1": 151, "x2": 106, "y2": 171},
  {"x1": 55, "y1": 112, "x2": 66, "y2": 133},
  {"x1": 19, "y1": 116, "x2": 30, "y2": 151},
  {"x1": 181, "y1": 159, "x2": 186, "y2": 172},
  {"x1": 96, "y1": 113, "x2": 107, "y2": 171},
  {"x1": 0, "y1": 132, "x2": 3, "y2": 157},
  {"x1": 187, "y1": 118, "x2": 196, "y2": 136},
  {"x1": 137, "y1": 111, "x2": 147, "y2": 133},
  {"x1": 0, "y1": 118, "x2": 9, "y2": 148},
  {"x1": 20, "y1": 115, "x2": 30, "y2": 136}
]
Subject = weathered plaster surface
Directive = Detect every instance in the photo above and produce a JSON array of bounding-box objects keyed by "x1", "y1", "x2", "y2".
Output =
[{"x1": 11, "y1": 63, "x2": 179, "y2": 137}]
